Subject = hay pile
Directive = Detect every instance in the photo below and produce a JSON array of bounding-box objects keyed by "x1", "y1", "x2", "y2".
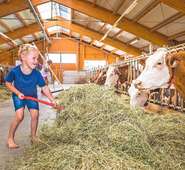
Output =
[
  {"x1": 0, "y1": 85, "x2": 11, "y2": 101},
  {"x1": 8, "y1": 85, "x2": 185, "y2": 170}
]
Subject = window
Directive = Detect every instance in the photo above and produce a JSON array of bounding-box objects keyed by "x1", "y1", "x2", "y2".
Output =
[
  {"x1": 48, "y1": 53, "x2": 60, "y2": 63},
  {"x1": 37, "y1": 2, "x2": 71, "y2": 21},
  {"x1": 84, "y1": 60, "x2": 106, "y2": 70},
  {"x1": 37, "y1": 2, "x2": 52, "y2": 20},
  {"x1": 48, "y1": 53, "x2": 76, "y2": 63}
]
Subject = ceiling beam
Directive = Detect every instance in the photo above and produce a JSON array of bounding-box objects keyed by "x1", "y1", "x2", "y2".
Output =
[
  {"x1": 112, "y1": 30, "x2": 122, "y2": 38},
  {"x1": 0, "y1": 20, "x2": 15, "y2": 47},
  {"x1": 15, "y1": 13, "x2": 28, "y2": 26},
  {"x1": 90, "y1": 40, "x2": 95, "y2": 46},
  {"x1": 50, "y1": 0, "x2": 169, "y2": 46},
  {"x1": 0, "y1": 34, "x2": 15, "y2": 47},
  {"x1": 21, "y1": 38, "x2": 27, "y2": 43},
  {"x1": 169, "y1": 30, "x2": 185, "y2": 40},
  {"x1": 0, "y1": 0, "x2": 169, "y2": 45},
  {"x1": 98, "y1": 23, "x2": 106, "y2": 32},
  {"x1": 126, "y1": 37, "x2": 139, "y2": 45},
  {"x1": 113, "y1": 0, "x2": 126, "y2": 14},
  {"x1": 0, "y1": 0, "x2": 28, "y2": 17},
  {"x1": 160, "y1": 0, "x2": 185, "y2": 15},
  {"x1": 110, "y1": 49, "x2": 118, "y2": 54},
  {"x1": 93, "y1": 0, "x2": 97, "y2": 6},
  {"x1": 0, "y1": 19, "x2": 141, "y2": 55},
  {"x1": 58, "y1": 34, "x2": 120, "y2": 57},
  {"x1": 32, "y1": 33, "x2": 38, "y2": 40},
  {"x1": 100, "y1": 44, "x2": 106, "y2": 50},
  {"x1": 0, "y1": 23, "x2": 40, "y2": 44},
  {"x1": 46, "y1": 18, "x2": 141, "y2": 55},
  {"x1": 0, "y1": 20, "x2": 13, "y2": 31},
  {"x1": 0, "y1": 0, "x2": 10, "y2": 3},
  {"x1": 151, "y1": 12, "x2": 184, "y2": 31},
  {"x1": 133, "y1": 0, "x2": 160, "y2": 22}
]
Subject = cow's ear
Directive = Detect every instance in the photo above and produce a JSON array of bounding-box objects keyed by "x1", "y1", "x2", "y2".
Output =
[{"x1": 166, "y1": 53, "x2": 179, "y2": 68}]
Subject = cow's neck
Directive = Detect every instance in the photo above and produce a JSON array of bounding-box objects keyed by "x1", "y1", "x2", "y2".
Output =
[{"x1": 169, "y1": 52, "x2": 185, "y2": 99}]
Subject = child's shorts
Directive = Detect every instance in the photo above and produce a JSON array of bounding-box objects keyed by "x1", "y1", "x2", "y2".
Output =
[{"x1": 12, "y1": 95, "x2": 39, "y2": 111}]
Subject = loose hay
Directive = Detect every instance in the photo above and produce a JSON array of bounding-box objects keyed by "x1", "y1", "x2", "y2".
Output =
[
  {"x1": 8, "y1": 84, "x2": 185, "y2": 170},
  {"x1": 0, "y1": 85, "x2": 11, "y2": 101}
]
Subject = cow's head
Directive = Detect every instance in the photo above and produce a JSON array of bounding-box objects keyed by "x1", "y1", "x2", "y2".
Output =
[
  {"x1": 134, "y1": 48, "x2": 170, "y2": 90},
  {"x1": 128, "y1": 82, "x2": 149, "y2": 108},
  {"x1": 104, "y1": 65, "x2": 119, "y2": 87},
  {"x1": 128, "y1": 48, "x2": 182, "y2": 108}
]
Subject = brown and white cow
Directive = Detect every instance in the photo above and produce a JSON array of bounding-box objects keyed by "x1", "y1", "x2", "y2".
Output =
[
  {"x1": 104, "y1": 64, "x2": 129, "y2": 88},
  {"x1": 129, "y1": 48, "x2": 185, "y2": 107},
  {"x1": 89, "y1": 69, "x2": 107, "y2": 85}
]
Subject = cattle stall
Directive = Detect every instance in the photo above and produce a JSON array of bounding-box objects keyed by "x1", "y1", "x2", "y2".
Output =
[
  {"x1": 0, "y1": 65, "x2": 12, "y2": 85},
  {"x1": 87, "y1": 49, "x2": 185, "y2": 112}
]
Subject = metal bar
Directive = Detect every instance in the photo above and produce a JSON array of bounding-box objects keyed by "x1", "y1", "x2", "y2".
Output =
[{"x1": 26, "y1": 0, "x2": 51, "y2": 44}]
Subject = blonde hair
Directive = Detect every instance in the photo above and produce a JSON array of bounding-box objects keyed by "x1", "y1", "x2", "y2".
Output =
[{"x1": 18, "y1": 44, "x2": 38, "y2": 59}]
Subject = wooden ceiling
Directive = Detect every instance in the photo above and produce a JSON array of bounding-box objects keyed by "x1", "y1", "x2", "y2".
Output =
[{"x1": 0, "y1": 0, "x2": 185, "y2": 57}]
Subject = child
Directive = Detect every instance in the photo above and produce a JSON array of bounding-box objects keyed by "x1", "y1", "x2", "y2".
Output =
[{"x1": 5, "y1": 44, "x2": 56, "y2": 149}]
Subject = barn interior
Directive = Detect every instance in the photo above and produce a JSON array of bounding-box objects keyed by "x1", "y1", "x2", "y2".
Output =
[{"x1": 1, "y1": 0, "x2": 185, "y2": 169}]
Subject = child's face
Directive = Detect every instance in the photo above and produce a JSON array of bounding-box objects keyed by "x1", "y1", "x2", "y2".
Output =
[{"x1": 22, "y1": 50, "x2": 39, "y2": 69}]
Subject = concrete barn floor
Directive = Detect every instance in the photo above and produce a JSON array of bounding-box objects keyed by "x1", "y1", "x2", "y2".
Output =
[{"x1": 0, "y1": 84, "x2": 77, "y2": 169}]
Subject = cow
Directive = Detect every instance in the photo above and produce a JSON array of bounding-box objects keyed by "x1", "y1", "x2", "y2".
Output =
[
  {"x1": 89, "y1": 69, "x2": 107, "y2": 85},
  {"x1": 0, "y1": 66, "x2": 4, "y2": 85},
  {"x1": 104, "y1": 65, "x2": 120, "y2": 87},
  {"x1": 104, "y1": 64, "x2": 129, "y2": 88},
  {"x1": 129, "y1": 48, "x2": 185, "y2": 107}
]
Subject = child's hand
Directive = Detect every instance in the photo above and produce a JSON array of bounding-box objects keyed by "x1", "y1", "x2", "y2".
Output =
[
  {"x1": 18, "y1": 93, "x2": 24, "y2": 100},
  {"x1": 50, "y1": 99, "x2": 57, "y2": 107}
]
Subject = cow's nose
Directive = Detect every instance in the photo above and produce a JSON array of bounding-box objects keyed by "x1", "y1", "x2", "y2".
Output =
[{"x1": 134, "y1": 80, "x2": 142, "y2": 86}]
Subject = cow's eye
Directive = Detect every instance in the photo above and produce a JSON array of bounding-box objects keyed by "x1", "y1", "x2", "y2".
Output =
[{"x1": 157, "y1": 62, "x2": 162, "y2": 65}]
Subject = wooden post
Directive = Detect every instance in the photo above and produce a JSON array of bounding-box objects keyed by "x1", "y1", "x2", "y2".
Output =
[{"x1": 32, "y1": 42, "x2": 63, "y2": 89}]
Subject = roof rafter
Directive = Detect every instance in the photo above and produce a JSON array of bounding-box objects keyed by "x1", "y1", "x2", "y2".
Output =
[
  {"x1": 46, "y1": 17, "x2": 141, "y2": 55},
  {"x1": 113, "y1": 0, "x2": 126, "y2": 14},
  {"x1": 98, "y1": 23, "x2": 107, "y2": 32},
  {"x1": 169, "y1": 30, "x2": 185, "y2": 40},
  {"x1": 0, "y1": 23, "x2": 40, "y2": 44},
  {"x1": 0, "y1": 0, "x2": 169, "y2": 46},
  {"x1": 93, "y1": 0, "x2": 97, "y2": 6},
  {"x1": 133, "y1": 0, "x2": 160, "y2": 22},
  {"x1": 160, "y1": 0, "x2": 185, "y2": 15},
  {"x1": 100, "y1": 44, "x2": 106, "y2": 50},
  {"x1": 112, "y1": 30, "x2": 123, "y2": 38},
  {"x1": 151, "y1": 12, "x2": 184, "y2": 31},
  {"x1": 51, "y1": 0, "x2": 169, "y2": 46},
  {"x1": 0, "y1": 0, "x2": 28, "y2": 17},
  {"x1": 0, "y1": 20, "x2": 15, "y2": 47},
  {"x1": 0, "y1": 20, "x2": 13, "y2": 31},
  {"x1": 0, "y1": 18, "x2": 141, "y2": 55},
  {"x1": 15, "y1": 13, "x2": 28, "y2": 26}
]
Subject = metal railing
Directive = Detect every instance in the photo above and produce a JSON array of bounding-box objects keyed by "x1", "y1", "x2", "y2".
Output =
[{"x1": 87, "y1": 48, "x2": 185, "y2": 112}]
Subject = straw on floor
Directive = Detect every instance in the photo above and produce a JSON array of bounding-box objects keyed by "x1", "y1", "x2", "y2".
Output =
[{"x1": 7, "y1": 84, "x2": 185, "y2": 170}]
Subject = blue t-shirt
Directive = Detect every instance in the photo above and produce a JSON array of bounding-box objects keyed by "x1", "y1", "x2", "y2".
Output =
[{"x1": 5, "y1": 65, "x2": 46, "y2": 98}]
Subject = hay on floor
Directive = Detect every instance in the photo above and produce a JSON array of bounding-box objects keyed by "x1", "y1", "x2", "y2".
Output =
[
  {"x1": 0, "y1": 85, "x2": 11, "y2": 101},
  {"x1": 7, "y1": 84, "x2": 185, "y2": 170}
]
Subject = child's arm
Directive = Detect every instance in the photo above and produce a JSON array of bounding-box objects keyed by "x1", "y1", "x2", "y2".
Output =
[
  {"x1": 41, "y1": 85, "x2": 56, "y2": 104},
  {"x1": 5, "y1": 82, "x2": 24, "y2": 99}
]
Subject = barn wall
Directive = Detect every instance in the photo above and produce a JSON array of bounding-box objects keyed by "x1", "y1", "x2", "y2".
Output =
[
  {"x1": 0, "y1": 40, "x2": 46, "y2": 65},
  {"x1": 48, "y1": 38, "x2": 117, "y2": 70},
  {"x1": 0, "y1": 38, "x2": 117, "y2": 68},
  {"x1": 0, "y1": 38, "x2": 118, "y2": 82}
]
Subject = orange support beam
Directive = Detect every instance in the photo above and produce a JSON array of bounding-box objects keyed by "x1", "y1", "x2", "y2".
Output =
[
  {"x1": 0, "y1": 23, "x2": 40, "y2": 44},
  {"x1": 0, "y1": 0, "x2": 169, "y2": 46},
  {"x1": 46, "y1": 19, "x2": 141, "y2": 56},
  {"x1": 42, "y1": 0, "x2": 168, "y2": 45}
]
